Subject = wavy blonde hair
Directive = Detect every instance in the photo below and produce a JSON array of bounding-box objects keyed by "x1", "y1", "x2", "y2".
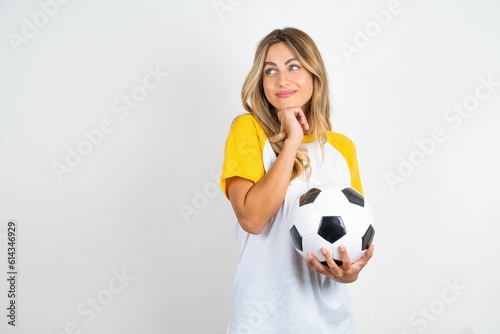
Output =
[{"x1": 241, "y1": 27, "x2": 332, "y2": 180}]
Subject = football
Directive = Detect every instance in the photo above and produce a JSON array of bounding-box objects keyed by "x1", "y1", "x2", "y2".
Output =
[{"x1": 289, "y1": 184, "x2": 375, "y2": 265}]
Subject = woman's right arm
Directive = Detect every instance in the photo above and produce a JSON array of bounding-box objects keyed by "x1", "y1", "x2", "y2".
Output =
[{"x1": 226, "y1": 108, "x2": 308, "y2": 234}]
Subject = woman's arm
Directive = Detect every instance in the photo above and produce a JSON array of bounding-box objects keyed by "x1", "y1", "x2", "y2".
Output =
[{"x1": 227, "y1": 108, "x2": 308, "y2": 234}]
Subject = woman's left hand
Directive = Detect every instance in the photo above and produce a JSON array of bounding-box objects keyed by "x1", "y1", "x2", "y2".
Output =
[{"x1": 304, "y1": 245, "x2": 374, "y2": 283}]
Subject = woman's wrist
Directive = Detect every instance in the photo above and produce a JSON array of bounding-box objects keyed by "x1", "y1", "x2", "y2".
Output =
[{"x1": 283, "y1": 134, "x2": 303, "y2": 151}]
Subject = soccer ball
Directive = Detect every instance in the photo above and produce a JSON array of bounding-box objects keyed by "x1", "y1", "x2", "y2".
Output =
[{"x1": 289, "y1": 184, "x2": 375, "y2": 265}]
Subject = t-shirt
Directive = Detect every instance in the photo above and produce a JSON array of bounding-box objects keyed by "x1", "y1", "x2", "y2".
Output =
[{"x1": 220, "y1": 113, "x2": 363, "y2": 334}]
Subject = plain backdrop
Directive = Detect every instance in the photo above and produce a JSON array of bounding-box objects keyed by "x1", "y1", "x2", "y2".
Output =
[{"x1": 1, "y1": 0, "x2": 500, "y2": 333}]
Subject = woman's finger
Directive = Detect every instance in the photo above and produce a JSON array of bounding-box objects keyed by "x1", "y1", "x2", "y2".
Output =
[{"x1": 295, "y1": 109, "x2": 309, "y2": 131}]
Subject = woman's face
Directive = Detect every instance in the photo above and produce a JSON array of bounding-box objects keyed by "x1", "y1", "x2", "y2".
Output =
[{"x1": 262, "y1": 42, "x2": 314, "y2": 113}]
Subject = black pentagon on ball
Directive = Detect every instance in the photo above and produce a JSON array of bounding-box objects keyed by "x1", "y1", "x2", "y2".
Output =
[
  {"x1": 289, "y1": 225, "x2": 303, "y2": 251},
  {"x1": 299, "y1": 188, "x2": 321, "y2": 206},
  {"x1": 321, "y1": 259, "x2": 344, "y2": 267},
  {"x1": 341, "y1": 187, "x2": 364, "y2": 207},
  {"x1": 362, "y1": 224, "x2": 375, "y2": 250},
  {"x1": 318, "y1": 216, "x2": 346, "y2": 244}
]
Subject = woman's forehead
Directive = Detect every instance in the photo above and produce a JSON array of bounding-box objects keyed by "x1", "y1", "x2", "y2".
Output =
[{"x1": 264, "y1": 42, "x2": 297, "y2": 63}]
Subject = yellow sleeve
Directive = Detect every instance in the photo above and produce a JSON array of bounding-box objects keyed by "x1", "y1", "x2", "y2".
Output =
[
  {"x1": 220, "y1": 114, "x2": 267, "y2": 199},
  {"x1": 328, "y1": 132, "x2": 364, "y2": 195}
]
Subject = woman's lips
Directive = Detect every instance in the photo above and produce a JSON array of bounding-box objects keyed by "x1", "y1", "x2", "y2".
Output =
[{"x1": 277, "y1": 90, "x2": 296, "y2": 98}]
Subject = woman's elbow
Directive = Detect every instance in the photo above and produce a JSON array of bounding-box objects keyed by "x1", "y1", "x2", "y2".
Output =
[{"x1": 237, "y1": 216, "x2": 267, "y2": 235}]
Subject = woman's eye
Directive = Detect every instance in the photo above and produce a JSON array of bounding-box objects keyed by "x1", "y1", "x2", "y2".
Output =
[
  {"x1": 289, "y1": 65, "x2": 300, "y2": 71},
  {"x1": 265, "y1": 68, "x2": 277, "y2": 75}
]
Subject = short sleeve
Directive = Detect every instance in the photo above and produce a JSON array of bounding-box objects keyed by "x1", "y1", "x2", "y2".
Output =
[
  {"x1": 346, "y1": 142, "x2": 363, "y2": 195},
  {"x1": 220, "y1": 114, "x2": 267, "y2": 199},
  {"x1": 328, "y1": 132, "x2": 364, "y2": 195}
]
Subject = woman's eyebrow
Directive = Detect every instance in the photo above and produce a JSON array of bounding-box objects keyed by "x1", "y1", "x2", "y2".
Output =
[{"x1": 264, "y1": 58, "x2": 299, "y2": 67}]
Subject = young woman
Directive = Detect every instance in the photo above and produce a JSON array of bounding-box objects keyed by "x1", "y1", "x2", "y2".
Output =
[{"x1": 220, "y1": 27, "x2": 374, "y2": 333}]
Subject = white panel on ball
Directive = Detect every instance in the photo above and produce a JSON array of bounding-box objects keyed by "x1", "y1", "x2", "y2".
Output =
[
  {"x1": 301, "y1": 234, "x2": 335, "y2": 262},
  {"x1": 290, "y1": 201, "x2": 323, "y2": 237}
]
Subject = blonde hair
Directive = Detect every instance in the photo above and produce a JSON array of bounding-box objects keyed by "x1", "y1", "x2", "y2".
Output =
[{"x1": 241, "y1": 27, "x2": 332, "y2": 180}]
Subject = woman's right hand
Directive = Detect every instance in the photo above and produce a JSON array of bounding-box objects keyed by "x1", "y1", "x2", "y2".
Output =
[{"x1": 277, "y1": 108, "x2": 310, "y2": 148}]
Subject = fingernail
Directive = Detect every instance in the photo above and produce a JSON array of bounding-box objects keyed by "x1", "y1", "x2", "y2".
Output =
[
  {"x1": 339, "y1": 245, "x2": 346, "y2": 252},
  {"x1": 321, "y1": 248, "x2": 327, "y2": 255}
]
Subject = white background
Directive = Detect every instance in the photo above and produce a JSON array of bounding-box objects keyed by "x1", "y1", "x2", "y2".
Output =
[{"x1": 1, "y1": 0, "x2": 500, "y2": 333}]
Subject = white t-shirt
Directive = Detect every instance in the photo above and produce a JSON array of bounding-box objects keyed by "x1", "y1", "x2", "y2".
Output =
[{"x1": 221, "y1": 114, "x2": 363, "y2": 334}]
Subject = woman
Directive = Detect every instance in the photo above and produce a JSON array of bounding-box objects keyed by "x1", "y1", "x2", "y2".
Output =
[{"x1": 220, "y1": 27, "x2": 374, "y2": 333}]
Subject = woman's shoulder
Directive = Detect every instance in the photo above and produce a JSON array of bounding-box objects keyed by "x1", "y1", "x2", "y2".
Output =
[
  {"x1": 230, "y1": 113, "x2": 266, "y2": 135},
  {"x1": 327, "y1": 130, "x2": 354, "y2": 144},
  {"x1": 326, "y1": 130, "x2": 357, "y2": 151},
  {"x1": 232, "y1": 113, "x2": 259, "y2": 126}
]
